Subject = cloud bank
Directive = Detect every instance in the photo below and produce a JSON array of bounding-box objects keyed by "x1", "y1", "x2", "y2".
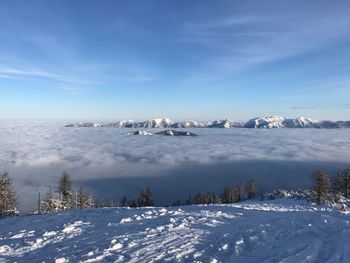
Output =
[{"x1": 0, "y1": 120, "x2": 349, "y2": 211}]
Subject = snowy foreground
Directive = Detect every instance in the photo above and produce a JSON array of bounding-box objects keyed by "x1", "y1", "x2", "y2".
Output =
[{"x1": 1, "y1": 199, "x2": 350, "y2": 263}]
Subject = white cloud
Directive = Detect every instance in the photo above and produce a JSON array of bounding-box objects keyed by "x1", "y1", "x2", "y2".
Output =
[
  {"x1": 0, "y1": 66, "x2": 61, "y2": 79},
  {"x1": 178, "y1": 11, "x2": 350, "y2": 74},
  {"x1": 1, "y1": 120, "x2": 349, "y2": 211}
]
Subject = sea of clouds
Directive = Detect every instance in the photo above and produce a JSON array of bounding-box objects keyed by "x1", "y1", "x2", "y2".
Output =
[{"x1": 0, "y1": 120, "x2": 349, "y2": 212}]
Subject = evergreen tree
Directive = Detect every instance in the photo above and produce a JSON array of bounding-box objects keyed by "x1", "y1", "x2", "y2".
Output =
[
  {"x1": 172, "y1": 200, "x2": 182, "y2": 206},
  {"x1": 340, "y1": 168, "x2": 350, "y2": 198},
  {"x1": 202, "y1": 192, "x2": 215, "y2": 204},
  {"x1": 0, "y1": 172, "x2": 17, "y2": 216},
  {"x1": 222, "y1": 185, "x2": 234, "y2": 203},
  {"x1": 77, "y1": 187, "x2": 93, "y2": 209},
  {"x1": 130, "y1": 199, "x2": 137, "y2": 208},
  {"x1": 58, "y1": 172, "x2": 74, "y2": 210},
  {"x1": 332, "y1": 173, "x2": 344, "y2": 202},
  {"x1": 313, "y1": 170, "x2": 330, "y2": 204},
  {"x1": 94, "y1": 198, "x2": 103, "y2": 208},
  {"x1": 107, "y1": 197, "x2": 115, "y2": 207},
  {"x1": 234, "y1": 184, "x2": 245, "y2": 202},
  {"x1": 121, "y1": 195, "x2": 129, "y2": 207},
  {"x1": 193, "y1": 192, "x2": 202, "y2": 204},
  {"x1": 137, "y1": 187, "x2": 154, "y2": 207},
  {"x1": 247, "y1": 178, "x2": 258, "y2": 199},
  {"x1": 41, "y1": 188, "x2": 62, "y2": 213},
  {"x1": 186, "y1": 195, "x2": 193, "y2": 205}
]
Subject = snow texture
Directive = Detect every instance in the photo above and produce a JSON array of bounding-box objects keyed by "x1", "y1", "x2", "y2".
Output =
[{"x1": 1, "y1": 199, "x2": 350, "y2": 262}]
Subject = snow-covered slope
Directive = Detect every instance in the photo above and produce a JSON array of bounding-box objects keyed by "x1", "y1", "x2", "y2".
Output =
[
  {"x1": 1, "y1": 199, "x2": 349, "y2": 262},
  {"x1": 127, "y1": 130, "x2": 197, "y2": 136},
  {"x1": 244, "y1": 116, "x2": 320, "y2": 128},
  {"x1": 127, "y1": 130, "x2": 153, "y2": 136},
  {"x1": 65, "y1": 116, "x2": 349, "y2": 128}
]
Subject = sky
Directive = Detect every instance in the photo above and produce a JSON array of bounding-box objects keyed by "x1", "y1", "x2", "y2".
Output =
[{"x1": 0, "y1": 0, "x2": 349, "y2": 121}]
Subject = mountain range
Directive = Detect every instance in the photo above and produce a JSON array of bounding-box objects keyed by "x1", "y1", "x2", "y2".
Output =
[{"x1": 65, "y1": 116, "x2": 350, "y2": 129}]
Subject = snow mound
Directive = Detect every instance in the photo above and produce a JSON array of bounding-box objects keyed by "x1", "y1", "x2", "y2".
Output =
[
  {"x1": 127, "y1": 130, "x2": 153, "y2": 136},
  {"x1": 154, "y1": 129, "x2": 197, "y2": 136}
]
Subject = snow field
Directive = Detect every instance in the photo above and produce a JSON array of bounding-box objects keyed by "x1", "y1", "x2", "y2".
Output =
[{"x1": 0, "y1": 199, "x2": 350, "y2": 262}]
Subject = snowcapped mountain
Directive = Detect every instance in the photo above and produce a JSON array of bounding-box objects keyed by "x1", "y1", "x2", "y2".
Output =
[
  {"x1": 128, "y1": 129, "x2": 197, "y2": 136},
  {"x1": 65, "y1": 122, "x2": 102, "y2": 128},
  {"x1": 154, "y1": 129, "x2": 197, "y2": 136},
  {"x1": 1, "y1": 198, "x2": 349, "y2": 262},
  {"x1": 209, "y1": 119, "x2": 244, "y2": 128},
  {"x1": 111, "y1": 118, "x2": 174, "y2": 128},
  {"x1": 171, "y1": 120, "x2": 207, "y2": 128},
  {"x1": 244, "y1": 116, "x2": 320, "y2": 128},
  {"x1": 127, "y1": 130, "x2": 153, "y2": 136},
  {"x1": 65, "y1": 116, "x2": 350, "y2": 129}
]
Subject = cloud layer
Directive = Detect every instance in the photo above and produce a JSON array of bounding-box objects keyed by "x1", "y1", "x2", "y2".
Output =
[{"x1": 1, "y1": 120, "x2": 349, "y2": 211}]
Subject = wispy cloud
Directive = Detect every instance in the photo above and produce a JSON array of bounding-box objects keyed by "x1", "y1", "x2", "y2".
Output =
[
  {"x1": 291, "y1": 106, "x2": 327, "y2": 110},
  {"x1": 183, "y1": 15, "x2": 270, "y2": 31},
  {"x1": 178, "y1": 12, "x2": 350, "y2": 74},
  {"x1": 0, "y1": 66, "x2": 61, "y2": 79}
]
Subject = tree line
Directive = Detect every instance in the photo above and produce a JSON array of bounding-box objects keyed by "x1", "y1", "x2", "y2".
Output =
[
  {"x1": 40, "y1": 172, "x2": 94, "y2": 213},
  {"x1": 182, "y1": 178, "x2": 258, "y2": 206},
  {"x1": 1, "y1": 167, "x2": 350, "y2": 217},
  {"x1": 41, "y1": 173, "x2": 155, "y2": 213},
  {"x1": 312, "y1": 168, "x2": 350, "y2": 204}
]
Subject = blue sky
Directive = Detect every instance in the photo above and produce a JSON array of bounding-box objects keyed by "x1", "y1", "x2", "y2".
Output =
[{"x1": 0, "y1": 0, "x2": 349, "y2": 121}]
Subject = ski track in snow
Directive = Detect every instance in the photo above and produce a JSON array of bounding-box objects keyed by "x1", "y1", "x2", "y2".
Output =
[{"x1": 0, "y1": 199, "x2": 350, "y2": 262}]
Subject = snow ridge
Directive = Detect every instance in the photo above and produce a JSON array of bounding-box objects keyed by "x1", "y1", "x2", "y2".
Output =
[{"x1": 66, "y1": 116, "x2": 350, "y2": 129}]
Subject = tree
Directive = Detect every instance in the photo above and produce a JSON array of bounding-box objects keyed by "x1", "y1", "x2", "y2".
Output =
[
  {"x1": 313, "y1": 170, "x2": 330, "y2": 204},
  {"x1": 58, "y1": 172, "x2": 73, "y2": 210},
  {"x1": 94, "y1": 198, "x2": 103, "y2": 208},
  {"x1": 121, "y1": 195, "x2": 129, "y2": 207},
  {"x1": 193, "y1": 192, "x2": 202, "y2": 204},
  {"x1": 137, "y1": 187, "x2": 154, "y2": 207},
  {"x1": 340, "y1": 168, "x2": 350, "y2": 198},
  {"x1": 41, "y1": 188, "x2": 62, "y2": 213},
  {"x1": 247, "y1": 178, "x2": 258, "y2": 199},
  {"x1": 0, "y1": 172, "x2": 17, "y2": 216},
  {"x1": 234, "y1": 184, "x2": 245, "y2": 202},
  {"x1": 222, "y1": 185, "x2": 234, "y2": 203},
  {"x1": 186, "y1": 195, "x2": 193, "y2": 205},
  {"x1": 130, "y1": 199, "x2": 137, "y2": 208},
  {"x1": 332, "y1": 173, "x2": 344, "y2": 202},
  {"x1": 77, "y1": 187, "x2": 93, "y2": 209},
  {"x1": 202, "y1": 192, "x2": 216, "y2": 204},
  {"x1": 172, "y1": 200, "x2": 182, "y2": 206}
]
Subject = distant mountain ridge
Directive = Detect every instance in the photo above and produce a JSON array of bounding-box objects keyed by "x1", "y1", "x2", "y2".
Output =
[{"x1": 65, "y1": 116, "x2": 350, "y2": 129}]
